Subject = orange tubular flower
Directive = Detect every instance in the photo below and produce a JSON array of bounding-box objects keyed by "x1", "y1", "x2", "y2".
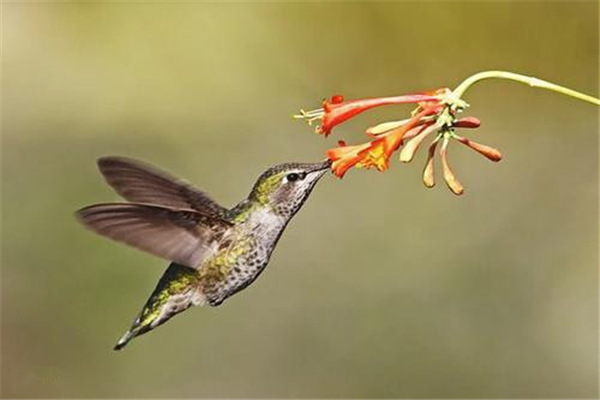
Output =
[
  {"x1": 296, "y1": 71, "x2": 600, "y2": 196},
  {"x1": 326, "y1": 141, "x2": 372, "y2": 178},
  {"x1": 326, "y1": 106, "x2": 441, "y2": 178},
  {"x1": 295, "y1": 92, "x2": 442, "y2": 137}
]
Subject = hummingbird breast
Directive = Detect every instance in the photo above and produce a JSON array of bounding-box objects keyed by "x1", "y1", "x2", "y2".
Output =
[{"x1": 197, "y1": 207, "x2": 288, "y2": 306}]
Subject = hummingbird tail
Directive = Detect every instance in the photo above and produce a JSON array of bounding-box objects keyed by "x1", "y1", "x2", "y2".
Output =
[
  {"x1": 114, "y1": 330, "x2": 135, "y2": 351},
  {"x1": 113, "y1": 263, "x2": 204, "y2": 351}
]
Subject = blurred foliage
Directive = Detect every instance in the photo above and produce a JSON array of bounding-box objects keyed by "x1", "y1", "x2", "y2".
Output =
[{"x1": 1, "y1": 1, "x2": 598, "y2": 398}]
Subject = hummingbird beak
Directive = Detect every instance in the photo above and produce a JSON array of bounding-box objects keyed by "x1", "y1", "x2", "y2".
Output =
[
  {"x1": 307, "y1": 159, "x2": 333, "y2": 174},
  {"x1": 304, "y1": 160, "x2": 332, "y2": 183}
]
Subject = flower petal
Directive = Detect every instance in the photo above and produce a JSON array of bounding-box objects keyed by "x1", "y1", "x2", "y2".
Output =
[
  {"x1": 330, "y1": 95, "x2": 344, "y2": 104},
  {"x1": 326, "y1": 142, "x2": 371, "y2": 178},
  {"x1": 356, "y1": 142, "x2": 389, "y2": 171}
]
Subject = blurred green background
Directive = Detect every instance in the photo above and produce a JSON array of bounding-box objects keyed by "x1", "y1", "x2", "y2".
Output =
[{"x1": 2, "y1": 1, "x2": 598, "y2": 398}]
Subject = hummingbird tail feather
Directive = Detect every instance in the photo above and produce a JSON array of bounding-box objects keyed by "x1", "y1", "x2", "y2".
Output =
[
  {"x1": 112, "y1": 263, "x2": 204, "y2": 351},
  {"x1": 114, "y1": 330, "x2": 135, "y2": 351}
]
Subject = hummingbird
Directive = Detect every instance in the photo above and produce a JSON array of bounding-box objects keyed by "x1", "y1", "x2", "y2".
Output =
[{"x1": 76, "y1": 156, "x2": 331, "y2": 350}]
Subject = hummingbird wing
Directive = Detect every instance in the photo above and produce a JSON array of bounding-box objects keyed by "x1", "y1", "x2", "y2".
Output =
[
  {"x1": 97, "y1": 156, "x2": 229, "y2": 218},
  {"x1": 76, "y1": 203, "x2": 232, "y2": 268}
]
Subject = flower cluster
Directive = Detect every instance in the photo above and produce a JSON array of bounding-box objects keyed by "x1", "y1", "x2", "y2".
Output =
[
  {"x1": 295, "y1": 71, "x2": 599, "y2": 195},
  {"x1": 295, "y1": 88, "x2": 502, "y2": 195}
]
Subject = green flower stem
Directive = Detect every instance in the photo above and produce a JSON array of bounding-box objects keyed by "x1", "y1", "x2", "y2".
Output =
[{"x1": 452, "y1": 70, "x2": 600, "y2": 106}]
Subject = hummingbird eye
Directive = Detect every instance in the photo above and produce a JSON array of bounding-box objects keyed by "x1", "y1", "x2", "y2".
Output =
[{"x1": 285, "y1": 172, "x2": 306, "y2": 182}]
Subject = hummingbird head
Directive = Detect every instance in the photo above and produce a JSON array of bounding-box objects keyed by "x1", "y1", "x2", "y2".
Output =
[{"x1": 248, "y1": 160, "x2": 331, "y2": 217}]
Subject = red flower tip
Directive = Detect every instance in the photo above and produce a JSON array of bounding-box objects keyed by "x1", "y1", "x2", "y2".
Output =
[{"x1": 330, "y1": 95, "x2": 344, "y2": 104}]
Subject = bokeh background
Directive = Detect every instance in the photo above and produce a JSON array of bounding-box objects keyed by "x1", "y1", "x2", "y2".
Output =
[{"x1": 2, "y1": 1, "x2": 598, "y2": 398}]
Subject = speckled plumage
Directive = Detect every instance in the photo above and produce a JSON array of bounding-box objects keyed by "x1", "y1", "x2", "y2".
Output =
[{"x1": 77, "y1": 157, "x2": 330, "y2": 350}]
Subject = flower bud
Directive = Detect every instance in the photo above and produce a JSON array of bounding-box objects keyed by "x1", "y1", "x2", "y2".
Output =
[
  {"x1": 422, "y1": 137, "x2": 440, "y2": 188},
  {"x1": 399, "y1": 122, "x2": 440, "y2": 163},
  {"x1": 440, "y1": 138, "x2": 464, "y2": 195},
  {"x1": 454, "y1": 135, "x2": 502, "y2": 162}
]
